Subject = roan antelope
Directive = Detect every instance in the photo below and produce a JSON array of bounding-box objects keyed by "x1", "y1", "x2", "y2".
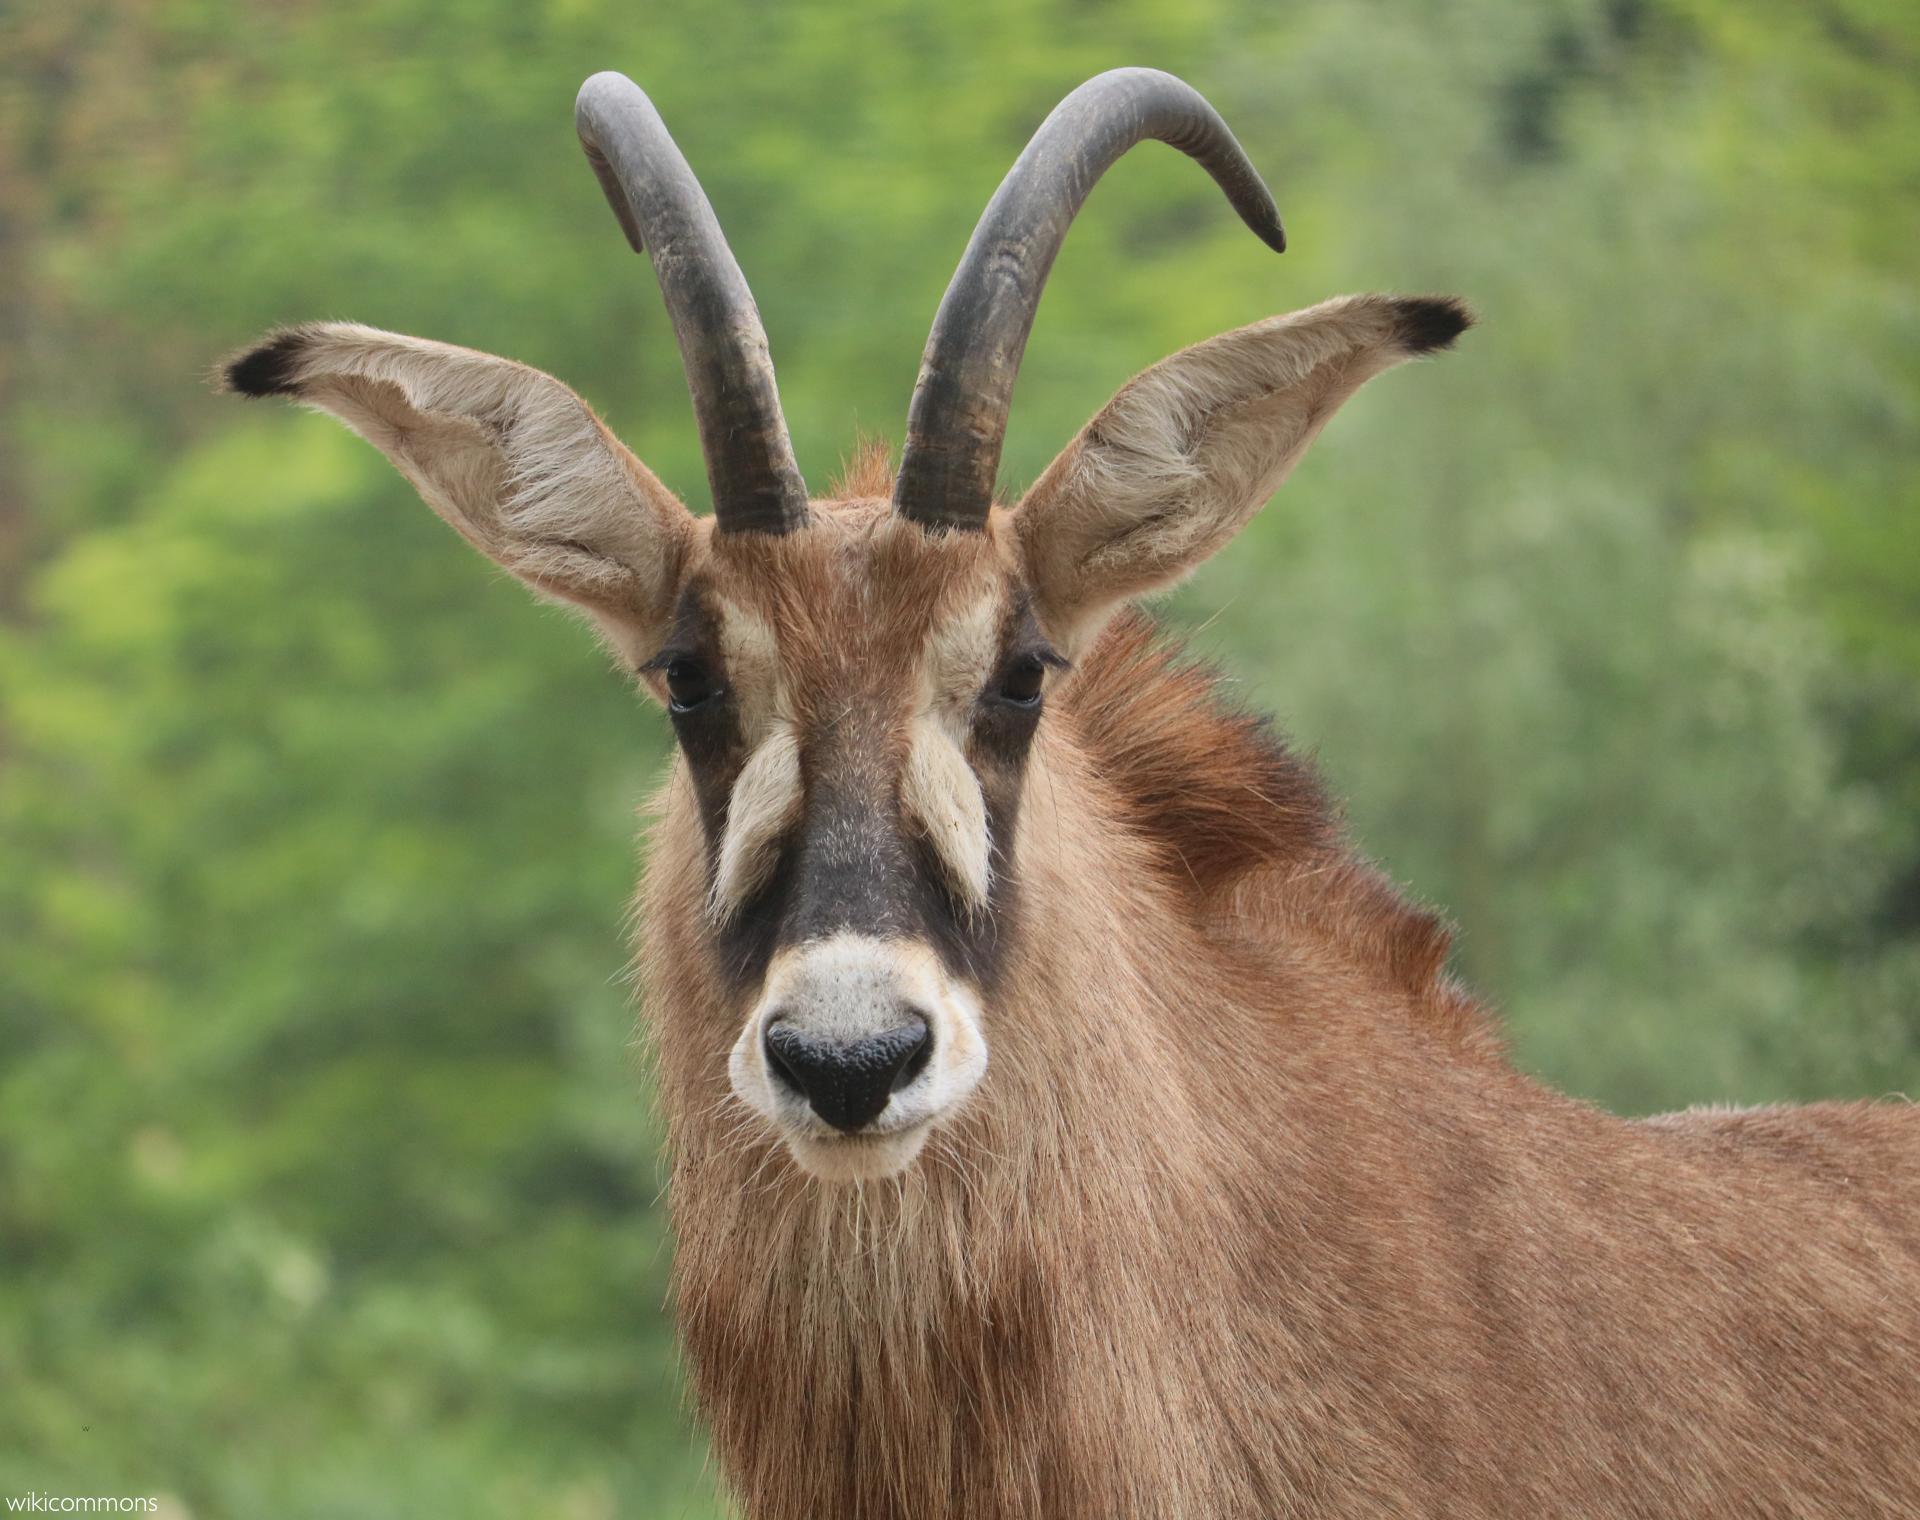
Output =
[{"x1": 226, "y1": 67, "x2": 1920, "y2": 1520}]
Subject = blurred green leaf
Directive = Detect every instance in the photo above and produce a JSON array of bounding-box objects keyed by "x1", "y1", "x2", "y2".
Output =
[{"x1": 1, "y1": 2, "x2": 1914, "y2": 1514}]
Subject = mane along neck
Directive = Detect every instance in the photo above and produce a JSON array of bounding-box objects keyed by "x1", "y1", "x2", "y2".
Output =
[{"x1": 1064, "y1": 611, "x2": 1499, "y2": 1059}]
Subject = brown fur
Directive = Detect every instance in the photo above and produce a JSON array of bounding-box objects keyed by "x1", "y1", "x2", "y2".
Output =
[
  {"x1": 641, "y1": 502, "x2": 1920, "y2": 1520},
  {"x1": 831, "y1": 437, "x2": 898, "y2": 501},
  {"x1": 1070, "y1": 612, "x2": 1495, "y2": 1060}
]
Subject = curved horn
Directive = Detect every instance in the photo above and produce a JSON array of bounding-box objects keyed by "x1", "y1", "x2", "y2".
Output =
[
  {"x1": 893, "y1": 68, "x2": 1286, "y2": 533},
  {"x1": 575, "y1": 72, "x2": 808, "y2": 534}
]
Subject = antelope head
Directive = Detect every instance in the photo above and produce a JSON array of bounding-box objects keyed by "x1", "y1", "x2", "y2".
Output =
[{"x1": 226, "y1": 69, "x2": 1467, "y2": 1183}]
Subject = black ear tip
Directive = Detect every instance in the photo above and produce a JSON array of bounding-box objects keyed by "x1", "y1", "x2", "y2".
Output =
[
  {"x1": 223, "y1": 329, "x2": 312, "y2": 397},
  {"x1": 1392, "y1": 296, "x2": 1474, "y2": 355}
]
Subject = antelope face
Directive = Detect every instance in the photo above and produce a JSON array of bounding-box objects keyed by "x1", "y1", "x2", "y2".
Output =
[
  {"x1": 657, "y1": 502, "x2": 1049, "y2": 1180},
  {"x1": 227, "y1": 67, "x2": 1467, "y2": 1185}
]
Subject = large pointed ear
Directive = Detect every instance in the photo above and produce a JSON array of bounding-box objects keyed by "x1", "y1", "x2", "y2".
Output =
[
  {"x1": 1011, "y1": 294, "x2": 1469, "y2": 651},
  {"x1": 223, "y1": 322, "x2": 696, "y2": 654}
]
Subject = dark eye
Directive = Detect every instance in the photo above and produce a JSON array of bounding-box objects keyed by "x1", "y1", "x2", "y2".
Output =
[
  {"x1": 996, "y1": 655, "x2": 1047, "y2": 708},
  {"x1": 665, "y1": 657, "x2": 719, "y2": 713}
]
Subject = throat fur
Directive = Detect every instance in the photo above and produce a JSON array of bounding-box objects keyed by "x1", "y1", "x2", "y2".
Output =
[{"x1": 670, "y1": 1116, "x2": 1269, "y2": 1520}]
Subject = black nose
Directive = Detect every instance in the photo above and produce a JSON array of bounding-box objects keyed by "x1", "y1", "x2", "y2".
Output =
[{"x1": 763, "y1": 1016, "x2": 933, "y2": 1133}]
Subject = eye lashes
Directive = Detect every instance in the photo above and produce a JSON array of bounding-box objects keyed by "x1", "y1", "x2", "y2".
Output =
[{"x1": 639, "y1": 647, "x2": 697, "y2": 674}]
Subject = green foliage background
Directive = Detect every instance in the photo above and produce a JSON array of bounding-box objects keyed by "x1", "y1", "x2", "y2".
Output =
[{"x1": 1, "y1": 1, "x2": 1914, "y2": 1514}]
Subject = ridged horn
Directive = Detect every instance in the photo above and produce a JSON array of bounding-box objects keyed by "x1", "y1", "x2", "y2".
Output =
[
  {"x1": 575, "y1": 72, "x2": 808, "y2": 534},
  {"x1": 893, "y1": 68, "x2": 1286, "y2": 532}
]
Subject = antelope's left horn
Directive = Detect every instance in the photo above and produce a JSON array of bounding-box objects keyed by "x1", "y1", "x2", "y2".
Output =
[
  {"x1": 575, "y1": 72, "x2": 809, "y2": 535},
  {"x1": 893, "y1": 68, "x2": 1286, "y2": 534}
]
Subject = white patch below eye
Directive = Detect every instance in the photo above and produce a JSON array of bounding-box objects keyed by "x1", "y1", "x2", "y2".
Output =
[
  {"x1": 709, "y1": 725, "x2": 803, "y2": 921},
  {"x1": 902, "y1": 717, "x2": 991, "y2": 911}
]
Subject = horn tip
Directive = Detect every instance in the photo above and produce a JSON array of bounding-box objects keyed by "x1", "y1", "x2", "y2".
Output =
[
  {"x1": 573, "y1": 72, "x2": 651, "y2": 255},
  {"x1": 574, "y1": 70, "x2": 639, "y2": 122}
]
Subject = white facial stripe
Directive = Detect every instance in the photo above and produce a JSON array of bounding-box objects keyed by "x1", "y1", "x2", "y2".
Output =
[
  {"x1": 923, "y1": 590, "x2": 1003, "y2": 718},
  {"x1": 715, "y1": 595, "x2": 783, "y2": 743},
  {"x1": 896, "y1": 591, "x2": 1003, "y2": 913},
  {"x1": 709, "y1": 724, "x2": 803, "y2": 922},
  {"x1": 902, "y1": 716, "x2": 991, "y2": 911}
]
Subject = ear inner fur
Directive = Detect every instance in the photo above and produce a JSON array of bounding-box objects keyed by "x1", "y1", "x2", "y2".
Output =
[
  {"x1": 1013, "y1": 294, "x2": 1471, "y2": 650},
  {"x1": 223, "y1": 322, "x2": 694, "y2": 649}
]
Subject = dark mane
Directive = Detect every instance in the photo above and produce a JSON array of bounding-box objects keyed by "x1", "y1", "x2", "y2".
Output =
[
  {"x1": 1065, "y1": 611, "x2": 1497, "y2": 1054},
  {"x1": 1064, "y1": 612, "x2": 1338, "y2": 884}
]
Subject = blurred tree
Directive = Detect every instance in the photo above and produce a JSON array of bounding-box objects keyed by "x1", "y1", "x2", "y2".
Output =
[{"x1": 0, "y1": 1, "x2": 1913, "y2": 1515}]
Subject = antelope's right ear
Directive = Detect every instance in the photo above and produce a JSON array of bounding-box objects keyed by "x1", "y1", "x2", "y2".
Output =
[{"x1": 223, "y1": 322, "x2": 695, "y2": 650}]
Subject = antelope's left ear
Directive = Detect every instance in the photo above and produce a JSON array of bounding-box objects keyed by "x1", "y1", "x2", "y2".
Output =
[{"x1": 1011, "y1": 294, "x2": 1470, "y2": 650}]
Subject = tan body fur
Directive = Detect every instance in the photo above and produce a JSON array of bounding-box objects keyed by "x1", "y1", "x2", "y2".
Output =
[{"x1": 642, "y1": 500, "x2": 1920, "y2": 1520}]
